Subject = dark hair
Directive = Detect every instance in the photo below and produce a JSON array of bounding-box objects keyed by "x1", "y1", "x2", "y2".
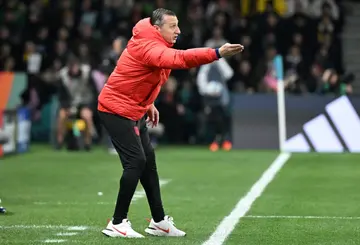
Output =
[{"x1": 150, "y1": 8, "x2": 176, "y2": 26}]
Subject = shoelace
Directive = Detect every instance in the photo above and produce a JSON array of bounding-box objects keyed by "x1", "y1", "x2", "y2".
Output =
[
  {"x1": 125, "y1": 219, "x2": 132, "y2": 226},
  {"x1": 166, "y1": 216, "x2": 175, "y2": 226}
]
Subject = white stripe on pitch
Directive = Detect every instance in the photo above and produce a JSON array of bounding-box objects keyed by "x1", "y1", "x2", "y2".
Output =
[
  {"x1": 0, "y1": 225, "x2": 93, "y2": 230},
  {"x1": 43, "y1": 239, "x2": 66, "y2": 243},
  {"x1": 245, "y1": 215, "x2": 360, "y2": 220},
  {"x1": 202, "y1": 153, "x2": 291, "y2": 245}
]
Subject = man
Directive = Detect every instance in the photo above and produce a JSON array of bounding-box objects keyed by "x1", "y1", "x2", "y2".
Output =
[
  {"x1": 56, "y1": 57, "x2": 97, "y2": 151},
  {"x1": 98, "y1": 8, "x2": 243, "y2": 238},
  {"x1": 196, "y1": 55, "x2": 234, "y2": 151}
]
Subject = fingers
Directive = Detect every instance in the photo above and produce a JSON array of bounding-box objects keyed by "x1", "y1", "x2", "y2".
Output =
[
  {"x1": 154, "y1": 111, "x2": 159, "y2": 127},
  {"x1": 229, "y1": 44, "x2": 244, "y2": 52},
  {"x1": 219, "y1": 43, "x2": 244, "y2": 57},
  {"x1": 227, "y1": 44, "x2": 242, "y2": 49},
  {"x1": 148, "y1": 121, "x2": 154, "y2": 128},
  {"x1": 150, "y1": 110, "x2": 155, "y2": 122}
]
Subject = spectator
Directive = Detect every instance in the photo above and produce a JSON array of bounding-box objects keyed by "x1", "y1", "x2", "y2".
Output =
[
  {"x1": 285, "y1": 0, "x2": 309, "y2": 17},
  {"x1": 204, "y1": 27, "x2": 228, "y2": 50},
  {"x1": 197, "y1": 56, "x2": 234, "y2": 151},
  {"x1": 310, "y1": 0, "x2": 339, "y2": 20},
  {"x1": 229, "y1": 60, "x2": 254, "y2": 93},
  {"x1": 56, "y1": 57, "x2": 97, "y2": 151},
  {"x1": 317, "y1": 69, "x2": 353, "y2": 95},
  {"x1": 24, "y1": 41, "x2": 42, "y2": 75}
]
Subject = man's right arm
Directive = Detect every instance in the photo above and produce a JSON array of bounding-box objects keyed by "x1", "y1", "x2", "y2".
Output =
[
  {"x1": 143, "y1": 44, "x2": 220, "y2": 69},
  {"x1": 143, "y1": 42, "x2": 243, "y2": 69}
]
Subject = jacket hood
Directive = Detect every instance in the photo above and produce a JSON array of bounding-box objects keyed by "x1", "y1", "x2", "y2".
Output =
[{"x1": 132, "y1": 18, "x2": 173, "y2": 48}]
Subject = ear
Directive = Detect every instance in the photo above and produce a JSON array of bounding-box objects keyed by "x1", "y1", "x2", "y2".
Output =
[{"x1": 154, "y1": 25, "x2": 161, "y2": 31}]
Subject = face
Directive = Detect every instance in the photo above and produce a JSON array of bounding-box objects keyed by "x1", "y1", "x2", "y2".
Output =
[
  {"x1": 113, "y1": 39, "x2": 122, "y2": 53},
  {"x1": 1, "y1": 44, "x2": 11, "y2": 56},
  {"x1": 290, "y1": 46, "x2": 300, "y2": 56},
  {"x1": 241, "y1": 35, "x2": 251, "y2": 47},
  {"x1": 155, "y1": 15, "x2": 181, "y2": 44},
  {"x1": 293, "y1": 33, "x2": 303, "y2": 45},
  {"x1": 79, "y1": 44, "x2": 88, "y2": 56},
  {"x1": 164, "y1": 77, "x2": 177, "y2": 92},
  {"x1": 311, "y1": 65, "x2": 320, "y2": 76},
  {"x1": 322, "y1": 5, "x2": 331, "y2": 16},
  {"x1": 70, "y1": 63, "x2": 80, "y2": 74},
  {"x1": 267, "y1": 14, "x2": 277, "y2": 27},
  {"x1": 213, "y1": 28, "x2": 222, "y2": 39},
  {"x1": 5, "y1": 57, "x2": 15, "y2": 71},
  {"x1": 39, "y1": 27, "x2": 48, "y2": 39},
  {"x1": 25, "y1": 42, "x2": 35, "y2": 53},
  {"x1": 58, "y1": 28, "x2": 69, "y2": 39},
  {"x1": 266, "y1": 48, "x2": 276, "y2": 60},
  {"x1": 239, "y1": 61, "x2": 250, "y2": 74},
  {"x1": 330, "y1": 73, "x2": 338, "y2": 85}
]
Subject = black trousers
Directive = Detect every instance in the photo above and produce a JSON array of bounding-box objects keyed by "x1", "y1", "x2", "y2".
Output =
[{"x1": 98, "y1": 111, "x2": 165, "y2": 223}]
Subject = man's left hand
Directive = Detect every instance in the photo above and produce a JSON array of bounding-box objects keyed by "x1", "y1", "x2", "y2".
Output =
[{"x1": 146, "y1": 104, "x2": 159, "y2": 128}]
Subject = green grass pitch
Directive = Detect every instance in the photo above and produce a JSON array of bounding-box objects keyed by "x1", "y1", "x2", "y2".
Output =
[{"x1": 0, "y1": 145, "x2": 359, "y2": 244}]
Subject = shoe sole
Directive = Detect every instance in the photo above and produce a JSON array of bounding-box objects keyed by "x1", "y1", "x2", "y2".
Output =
[
  {"x1": 145, "y1": 228, "x2": 186, "y2": 237},
  {"x1": 102, "y1": 229, "x2": 117, "y2": 237},
  {"x1": 102, "y1": 229, "x2": 144, "y2": 238}
]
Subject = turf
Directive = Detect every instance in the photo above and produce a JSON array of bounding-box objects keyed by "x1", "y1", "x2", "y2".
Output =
[{"x1": 0, "y1": 145, "x2": 359, "y2": 244}]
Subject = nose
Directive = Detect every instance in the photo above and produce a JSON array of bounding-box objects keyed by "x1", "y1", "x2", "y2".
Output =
[{"x1": 176, "y1": 26, "x2": 181, "y2": 34}]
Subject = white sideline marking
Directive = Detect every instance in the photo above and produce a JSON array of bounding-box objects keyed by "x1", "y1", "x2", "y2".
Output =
[
  {"x1": 0, "y1": 225, "x2": 95, "y2": 230},
  {"x1": 33, "y1": 179, "x2": 171, "y2": 205},
  {"x1": 202, "y1": 153, "x2": 291, "y2": 245},
  {"x1": 56, "y1": 232, "x2": 78, "y2": 236},
  {"x1": 67, "y1": 226, "x2": 88, "y2": 231},
  {"x1": 43, "y1": 239, "x2": 66, "y2": 243},
  {"x1": 34, "y1": 201, "x2": 112, "y2": 205},
  {"x1": 245, "y1": 215, "x2": 360, "y2": 220}
]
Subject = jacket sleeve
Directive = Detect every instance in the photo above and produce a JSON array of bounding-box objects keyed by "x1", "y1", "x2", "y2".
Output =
[{"x1": 143, "y1": 43, "x2": 220, "y2": 69}]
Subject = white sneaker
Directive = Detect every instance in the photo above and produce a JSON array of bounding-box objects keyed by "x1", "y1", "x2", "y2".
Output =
[
  {"x1": 102, "y1": 219, "x2": 144, "y2": 238},
  {"x1": 145, "y1": 215, "x2": 186, "y2": 237}
]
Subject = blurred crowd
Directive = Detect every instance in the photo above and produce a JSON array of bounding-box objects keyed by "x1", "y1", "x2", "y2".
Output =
[{"x1": 0, "y1": 0, "x2": 354, "y2": 144}]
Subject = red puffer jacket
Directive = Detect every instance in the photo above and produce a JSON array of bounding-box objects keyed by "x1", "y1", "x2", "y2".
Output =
[{"x1": 98, "y1": 17, "x2": 219, "y2": 121}]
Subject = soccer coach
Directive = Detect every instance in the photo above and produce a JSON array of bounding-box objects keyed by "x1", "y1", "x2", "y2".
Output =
[{"x1": 98, "y1": 8, "x2": 243, "y2": 238}]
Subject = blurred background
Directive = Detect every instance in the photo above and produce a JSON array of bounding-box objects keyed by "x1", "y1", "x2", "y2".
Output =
[
  {"x1": 0, "y1": 0, "x2": 359, "y2": 155},
  {"x1": 1, "y1": 1, "x2": 360, "y2": 243}
]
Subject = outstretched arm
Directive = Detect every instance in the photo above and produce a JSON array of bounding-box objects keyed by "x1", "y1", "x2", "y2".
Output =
[
  {"x1": 143, "y1": 42, "x2": 243, "y2": 69},
  {"x1": 144, "y1": 44, "x2": 219, "y2": 69}
]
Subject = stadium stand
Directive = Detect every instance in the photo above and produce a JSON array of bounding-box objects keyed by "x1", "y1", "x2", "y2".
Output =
[{"x1": 0, "y1": 0, "x2": 353, "y2": 145}]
